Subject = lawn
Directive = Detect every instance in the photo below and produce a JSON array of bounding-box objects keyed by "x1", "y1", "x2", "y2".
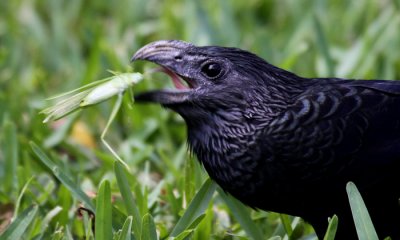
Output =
[{"x1": 1, "y1": 0, "x2": 400, "y2": 239}]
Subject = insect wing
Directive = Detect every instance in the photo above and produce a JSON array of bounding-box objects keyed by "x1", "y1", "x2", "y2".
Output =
[{"x1": 42, "y1": 89, "x2": 90, "y2": 122}]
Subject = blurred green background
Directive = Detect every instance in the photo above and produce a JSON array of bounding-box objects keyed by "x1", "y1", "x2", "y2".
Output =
[{"x1": 1, "y1": 0, "x2": 400, "y2": 239}]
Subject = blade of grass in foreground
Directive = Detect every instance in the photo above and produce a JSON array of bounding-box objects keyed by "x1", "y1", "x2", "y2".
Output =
[
  {"x1": 140, "y1": 213, "x2": 158, "y2": 240},
  {"x1": 346, "y1": 182, "x2": 379, "y2": 240},
  {"x1": 114, "y1": 161, "x2": 142, "y2": 238},
  {"x1": 95, "y1": 180, "x2": 112, "y2": 240},
  {"x1": 217, "y1": 188, "x2": 264, "y2": 240},
  {"x1": 323, "y1": 215, "x2": 338, "y2": 240},
  {"x1": 116, "y1": 216, "x2": 133, "y2": 240},
  {"x1": 169, "y1": 179, "x2": 216, "y2": 237},
  {"x1": 30, "y1": 141, "x2": 95, "y2": 211},
  {"x1": 0, "y1": 205, "x2": 38, "y2": 240}
]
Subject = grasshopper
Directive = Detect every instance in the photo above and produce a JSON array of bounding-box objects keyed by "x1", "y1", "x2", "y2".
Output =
[{"x1": 42, "y1": 71, "x2": 144, "y2": 170}]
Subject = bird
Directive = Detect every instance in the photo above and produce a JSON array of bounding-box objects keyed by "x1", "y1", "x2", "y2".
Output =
[{"x1": 131, "y1": 40, "x2": 400, "y2": 239}]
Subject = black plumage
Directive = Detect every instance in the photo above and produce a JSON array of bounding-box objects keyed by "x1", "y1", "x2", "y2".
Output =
[{"x1": 131, "y1": 40, "x2": 400, "y2": 239}]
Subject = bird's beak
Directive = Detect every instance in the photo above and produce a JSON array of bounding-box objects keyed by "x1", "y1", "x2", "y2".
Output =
[
  {"x1": 131, "y1": 40, "x2": 195, "y2": 105},
  {"x1": 131, "y1": 40, "x2": 192, "y2": 65}
]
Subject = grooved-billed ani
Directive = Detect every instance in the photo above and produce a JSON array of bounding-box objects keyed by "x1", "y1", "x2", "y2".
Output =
[{"x1": 131, "y1": 40, "x2": 400, "y2": 239}]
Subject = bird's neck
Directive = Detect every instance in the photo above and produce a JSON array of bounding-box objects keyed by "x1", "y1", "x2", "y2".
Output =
[{"x1": 186, "y1": 109, "x2": 265, "y2": 197}]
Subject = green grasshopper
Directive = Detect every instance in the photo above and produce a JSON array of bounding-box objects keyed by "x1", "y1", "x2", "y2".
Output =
[{"x1": 42, "y1": 71, "x2": 144, "y2": 170}]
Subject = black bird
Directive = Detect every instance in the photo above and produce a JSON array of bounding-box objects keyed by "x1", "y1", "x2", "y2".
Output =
[{"x1": 131, "y1": 40, "x2": 400, "y2": 239}]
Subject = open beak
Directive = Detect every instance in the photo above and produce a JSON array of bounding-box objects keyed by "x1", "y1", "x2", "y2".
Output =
[{"x1": 131, "y1": 40, "x2": 196, "y2": 105}]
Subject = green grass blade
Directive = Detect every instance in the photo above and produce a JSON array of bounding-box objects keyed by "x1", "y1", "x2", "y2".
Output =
[
  {"x1": 267, "y1": 236, "x2": 282, "y2": 240},
  {"x1": 313, "y1": 14, "x2": 335, "y2": 76},
  {"x1": 140, "y1": 213, "x2": 157, "y2": 240},
  {"x1": 165, "y1": 184, "x2": 181, "y2": 219},
  {"x1": 165, "y1": 215, "x2": 206, "y2": 240},
  {"x1": 134, "y1": 184, "x2": 148, "y2": 220},
  {"x1": 117, "y1": 216, "x2": 133, "y2": 240},
  {"x1": 186, "y1": 213, "x2": 206, "y2": 229},
  {"x1": 193, "y1": 206, "x2": 212, "y2": 240},
  {"x1": 13, "y1": 176, "x2": 34, "y2": 220},
  {"x1": 346, "y1": 182, "x2": 379, "y2": 240},
  {"x1": 169, "y1": 230, "x2": 193, "y2": 240},
  {"x1": 65, "y1": 226, "x2": 74, "y2": 240},
  {"x1": 323, "y1": 215, "x2": 338, "y2": 240},
  {"x1": 95, "y1": 180, "x2": 112, "y2": 240},
  {"x1": 279, "y1": 214, "x2": 293, "y2": 237},
  {"x1": 0, "y1": 205, "x2": 38, "y2": 240},
  {"x1": 30, "y1": 141, "x2": 95, "y2": 211},
  {"x1": 43, "y1": 206, "x2": 63, "y2": 228},
  {"x1": 2, "y1": 119, "x2": 18, "y2": 196},
  {"x1": 169, "y1": 179, "x2": 216, "y2": 237},
  {"x1": 148, "y1": 180, "x2": 164, "y2": 209},
  {"x1": 184, "y1": 156, "x2": 195, "y2": 205},
  {"x1": 112, "y1": 206, "x2": 129, "y2": 233},
  {"x1": 35, "y1": 206, "x2": 63, "y2": 239},
  {"x1": 114, "y1": 161, "x2": 142, "y2": 237},
  {"x1": 217, "y1": 188, "x2": 264, "y2": 240}
]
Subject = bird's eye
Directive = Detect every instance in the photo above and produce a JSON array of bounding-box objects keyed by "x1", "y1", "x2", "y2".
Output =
[{"x1": 201, "y1": 62, "x2": 223, "y2": 79}]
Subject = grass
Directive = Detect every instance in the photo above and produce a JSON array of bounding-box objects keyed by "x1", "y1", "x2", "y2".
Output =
[{"x1": 1, "y1": 0, "x2": 400, "y2": 239}]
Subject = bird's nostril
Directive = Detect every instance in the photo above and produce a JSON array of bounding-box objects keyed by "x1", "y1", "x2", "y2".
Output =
[{"x1": 174, "y1": 55, "x2": 182, "y2": 61}]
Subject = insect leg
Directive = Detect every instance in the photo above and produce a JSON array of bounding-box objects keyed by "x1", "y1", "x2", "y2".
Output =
[{"x1": 100, "y1": 92, "x2": 131, "y2": 171}]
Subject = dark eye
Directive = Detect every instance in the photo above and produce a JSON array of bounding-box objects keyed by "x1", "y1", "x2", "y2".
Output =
[{"x1": 201, "y1": 62, "x2": 223, "y2": 79}]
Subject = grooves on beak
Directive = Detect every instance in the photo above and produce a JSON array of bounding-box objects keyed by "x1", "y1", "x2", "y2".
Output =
[{"x1": 131, "y1": 40, "x2": 193, "y2": 62}]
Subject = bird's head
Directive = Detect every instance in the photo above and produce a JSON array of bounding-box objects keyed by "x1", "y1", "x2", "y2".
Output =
[
  {"x1": 131, "y1": 40, "x2": 310, "y2": 190},
  {"x1": 131, "y1": 40, "x2": 303, "y2": 126}
]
